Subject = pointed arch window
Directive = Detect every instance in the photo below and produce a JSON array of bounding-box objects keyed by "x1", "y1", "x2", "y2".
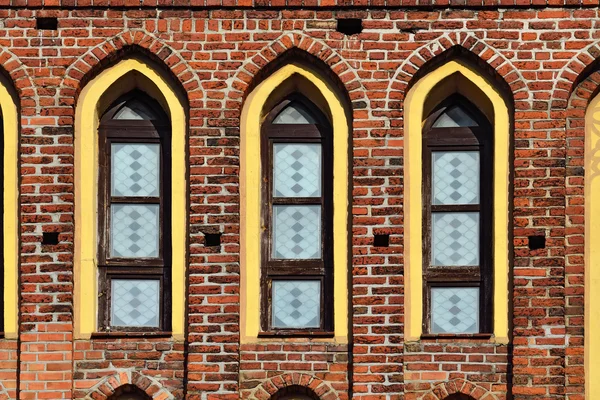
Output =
[
  {"x1": 422, "y1": 95, "x2": 493, "y2": 334},
  {"x1": 260, "y1": 95, "x2": 333, "y2": 335},
  {"x1": 97, "y1": 90, "x2": 171, "y2": 332}
]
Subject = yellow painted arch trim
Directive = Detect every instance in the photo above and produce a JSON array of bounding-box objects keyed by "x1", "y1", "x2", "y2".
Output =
[
  {"x1": 585, "y1": 94, "x2": 600, "y2": 399},
  {"x1": 0, "y1": 78, "x2": 19, "y2": 339},
  {"x1": 74, "y1": 58, "x2": 187, "y2": 340},
  {"x1": 240, "y1": 63, "x2": 349, "y2": 342},
  {"x1": 404, "y1": 60, "x2": 510, "y2": 343}
]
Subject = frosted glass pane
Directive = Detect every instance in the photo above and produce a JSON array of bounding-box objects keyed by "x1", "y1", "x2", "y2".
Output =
[
  {"x1": 112, "y1": 143, "x2": 160, "y2": 197},
  {"x1": 113, "y1": 99, "x2": 156, "y2": 120},
  {"x1": 432, "y1": 151, "x2": 479, "y2": 205},
  {"x1": 273, "y1": 205, "x2": 321, "y2": 259},
  {"x1": 272, "y1": 280, "x2": 320, "y2": 328},
  {"x1": 431, "y1": 287, "x2": 479, "y2": 333},
  {"x1": 432, "y1": 212, "x2": 479, "y2": 266},
  {"x1": 111, "y1": 279, "x2": 160, "y2": 327},
  {"x1": 111, "y1": 204, "x2": 159, "y2": 258},
  {"x1": 273, "y1": 103, "x2": 317, "y2": 124},
  {"x1": 274, "y1": 143, "x2": 321, "y2": 197},
  {"x1": 432, "y1": 106, "x2": 478, "y2": 128}
]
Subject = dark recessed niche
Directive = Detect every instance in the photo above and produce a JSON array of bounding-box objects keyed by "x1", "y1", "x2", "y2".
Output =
[
  {"x1": 205, "y1": 233, "x2": 221, "y2": 247},
  {"x1": 336, "y1": 19, "x2": 363, "y2": 36},
  {"x1": 528, "y1": 235, "x2": 545, "y2": 250},
  {"x1": 36, "y1": 17, "x2": 58, "y2": 30},
  {"x1": 373, "y1": 234, "x2": 390, "y2": 248},
  {"x1": 42, "y1": 232, "x2": 60, "y2": 245}
]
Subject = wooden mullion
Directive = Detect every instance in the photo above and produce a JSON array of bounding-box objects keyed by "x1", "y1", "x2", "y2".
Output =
[
  {"x1": 430, "y1": 204, "x2": 480, "y2": 213},
  {"x1": 425, "y1": 266, "x2": 481, "y2": 281},
  {"x1": 272, "y1": 197, "x2": 323, "y2": 206}
]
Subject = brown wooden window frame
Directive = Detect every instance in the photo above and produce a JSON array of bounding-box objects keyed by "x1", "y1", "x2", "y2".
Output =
[
  {"x1": 422, "y1": 94, "x2": 494, "y2": 335},
  {"x1": 259, "y1": 93, "x2": 334, "y2": 337},
  {"x1": 97, "y1": 90, "x2": 172, "y2": 333}
]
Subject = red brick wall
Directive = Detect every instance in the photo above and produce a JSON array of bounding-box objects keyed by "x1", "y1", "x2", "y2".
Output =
[{"x1": 0, "y1": 4, "x2": 596, "y2": 399}]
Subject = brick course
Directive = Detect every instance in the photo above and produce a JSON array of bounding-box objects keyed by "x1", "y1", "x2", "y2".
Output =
[{"x1": 0, "y1": 4, "x2": 596, "y2": 399}]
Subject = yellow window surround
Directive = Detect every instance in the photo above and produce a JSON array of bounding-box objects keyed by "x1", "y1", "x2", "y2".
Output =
[
  {"x1": 0, "y1": 74, "x2": 19, "y2": 339},
  {"x1": 74, "y1": 57, "x2": 187, "y2": 340},
  {"x1": 585, "y1": 94, "x2": 600, "y2": 399},
  {"x1": 240, "y1": 63, "x2": 349, "y2": 343},
  {"x1": 404, "y1": 60, "x2": 510, "y2": 343}
]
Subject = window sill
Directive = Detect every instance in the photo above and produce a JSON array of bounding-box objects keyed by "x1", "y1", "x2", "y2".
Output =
[
  {"x1": 258, "y1": 330, "x2": 335, "y2": 339},
  {"x1": 91, "y1": 331, "x2": 172, "y2": 339},
  {"x1": 420, "y1": 333, "x2": 493, "y2": 341}
]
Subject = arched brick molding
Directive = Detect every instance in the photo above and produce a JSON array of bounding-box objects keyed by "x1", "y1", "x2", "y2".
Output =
[
  {"x1": 0, "y1": 380, "x2": 9, "y2": 400},
  {"x1": 551, "y1": 39, "x2": 600, "y2": 109},
  {"x1": 420, "y1": 379, "x2": 498, "y2": 400},
  {"x1": 226, "y1": 31, "x2": 366, "y2": 110},
  {"x1": 250, "y1": 373, "x2": 339, "y2": 400},
  {"x1": 83, "y1": 370, "x2": 174, "y2": 400},
  {"x1": 387, "y1": 32, "x2": 526, "y2": 106},
  {"x1": 0, "y1": 47, "x2": 36, "y2": 113},
  {"x1": 59, "y1": 30, "x2": 201, "y2": 109}
]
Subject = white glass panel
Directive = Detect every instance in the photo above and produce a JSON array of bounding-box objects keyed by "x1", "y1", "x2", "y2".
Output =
[
  {"x1": 432, "y1": 151, "x2": 479, "y2": 205},
  {"x1": 272, "y1": 280, "x2": 320, "y2": 328},
  {"x1": 273, "y1": 103, "x2": 317, "y2": 124},
  {"x1": 273, "y1": 205, "x2": 321, "y2": 259},
  {"x1": 431, "y1": 287, "x2": 479, "y2": 333},
  {"x1": 111, "y1": 279, "x2": 160, "y2": 327},
  {"x1": 274, "y1": 143, "x2": 321, "y2": 197},
  {"x1": 432, "y1": 106, "x2": 478, "y2": 128},
  {"x1": 111, "y1": 204, "x2": 159, "y2": 258},
  {"x1": 112, "y1": 143, "x2": 160, "y2": 197},
  {"x1": 113, "y1": 99, "x2": 156, "y2": 120},
  {"x1": 432, "y1": 212, "x2": 479, "y2": 266}
]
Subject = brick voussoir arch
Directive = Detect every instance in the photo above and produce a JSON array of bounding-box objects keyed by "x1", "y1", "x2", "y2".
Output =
[
  {"x1": 0, "y1": 47, "x2": 37, "y2": 111},
  {"x1": 387, "y1": 32, "x2": 526, "y2": 104},
  {"x1": 83, "y1": 369, "x2": 174, "y2": 400},
  {"x1": 551, "y1": 39, "x2": 600, "y2": 109},
  {"x1": 0, "y1": 380, "x2": 9, "y2": 400},
  {"x1": 60, "y1": 29, "x2": 201, "y2": 103},
  {"x1": 250, "y1": 372, "x2": 339, "y2": 400},
  {"x1": 227, "y1": 31, "x2": 366, "y2": 107},
  {"x1": 422, "y1": 379, "x2": 498, "y2": 400}
]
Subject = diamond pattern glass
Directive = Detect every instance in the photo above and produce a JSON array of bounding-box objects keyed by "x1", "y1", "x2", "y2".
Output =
[
  {"x1": 273, "y1": 103, "x2": 317, "y2": 124},
  {"x1": 111, "y1": 279, "x2": 160, "y2": 327},
  {"x1": 272, "y1": 280, "x2": 320, "y2": 328},
  {"x1": 274, "y1": 144, "x2": 321, "y2": 197},
  {"x1": 111, "y1": 204, "x2": 159, "y2": 258},
  {"x1": 432, "y1": 151, "x2": 479, "y2": 205},
  {"x1": 432, "y1": 105, "x2": 478, "y2": 128},
  {"x1": 432, "y1": 212, "x2": 479, "y2": 266},
  {"x1": 113, "y1": 99, "x2": 157, "y2": 120},
  {"x1": 431, "y1": 287, "x2": 479, "y2": 333},
  {"x1": 273, "y1": 205, "x2": 321, "y2": 259},
  {"x1": 112, "y1": 143, "x2": 160, "y2": 197}
]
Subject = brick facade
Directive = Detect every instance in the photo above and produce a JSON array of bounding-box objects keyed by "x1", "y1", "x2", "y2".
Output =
[{"x1": 0, "y1": 3, "x2": 597, "y2": 399}]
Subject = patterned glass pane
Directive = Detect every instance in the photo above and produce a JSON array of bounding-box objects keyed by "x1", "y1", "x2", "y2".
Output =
[
  {"x1": 111, "y1": 279, "x2": 160, "y2": 327},
  {"x1": 273, "y1": 205, "x2": 321, "y2": 259},
  {"x1": 431, "y1": 287, "x2": 479, "y2": 333},
  {"x1": 432, "y1": 212, "x2": 479, "y2": 266},
  {"x1": 111, "y1": 204, "x2": 159, "y2": 258},
  {"x1": 274, "y1": 144, "x2": 321, "y2": 197},
  {"x1": 432, "y1": 105, "x2": 478, "y2": 128},
  {"x1": 432, "y1": 151, "x2": 479, "y2": 205},
  {"x1": 113, "y1": 99, "x2": 157, "y2": 120},
  {"x1": 272, "y1": 280, "x2": 320, "y2": 328},
  {"x1": 112, "y1": 143, "x2": 160, "y2": 197},
  {"x1": 273, "y1": 103, "x2": 317, "y2": 124}
]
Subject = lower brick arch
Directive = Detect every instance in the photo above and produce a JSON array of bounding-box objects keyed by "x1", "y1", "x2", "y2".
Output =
[
  {"x1": 422, "y1": 379, "x2": 498, "y2": 400},
  {"x1": 251, "y1": 373, "x2": 339, "y2": 400},
  {"x1": 83, "y1": 370, "x2": 174, "y2": 400},
  {"x1": 0, "y1": 380, "x2": 9, "y2": 400}
]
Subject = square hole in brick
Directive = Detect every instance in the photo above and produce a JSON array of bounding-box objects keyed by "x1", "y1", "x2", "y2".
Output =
[
  {"x1": 205, "y1": 233, "x2": 221, "y2": 247},
  {"x1": 36, "y1": 17, "x2": 58, "y2": 30},
  {"x1": 42, "y1": 232, "x2": 60, "y2": 245},
  {"x1": 336, "y1": 18, "x2": 363, "y2": 36},
  {"x1": 528, "y1": 235, "x2": 545, "y2": 250},
  {"x1": 373, "y1": 234, "x2": 390, "y2": 247}
]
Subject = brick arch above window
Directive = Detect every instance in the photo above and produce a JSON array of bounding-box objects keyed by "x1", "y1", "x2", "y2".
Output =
[
  {"x1": 83, "y1": 370, "x2": 174, "y2": 400},
  {"x1": 249, "y1": 373, "x2": 339, "y2": 400}
]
